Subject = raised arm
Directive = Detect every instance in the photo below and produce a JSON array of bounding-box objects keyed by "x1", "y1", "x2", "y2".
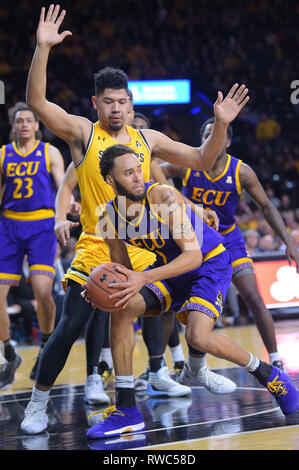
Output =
[
  {"x1": 143, "y1": 83, "x2": 249, "y2": 171},
  {"x1": 240, "y1": 162, "x2": 299, "y2": 271},
  {"x1": 26, "y1": 5, "x2": 91, "y2": 164}
]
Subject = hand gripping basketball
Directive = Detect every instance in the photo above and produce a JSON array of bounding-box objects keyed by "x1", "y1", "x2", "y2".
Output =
[{"x1": 85, "y1": 263, "x2": 128, "y2": 311}]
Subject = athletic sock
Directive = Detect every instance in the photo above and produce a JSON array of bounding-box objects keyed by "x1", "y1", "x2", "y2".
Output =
[
  {"x1": 149, "y1": 356, "x2": 165, "y2": 372},
  {"x1": 100, "y1": 347, "x2": 113, "y2": 369},
  {"x1": 32, "y1": 385, "x2": 50, "y2": 404},
  {"x1": 244, "y1": 353, "x2": 272, "y2": 384},
  {"x1": 170, "y1": 344, "x2": 185, "y2": 363},
  {"x1": 115, "y1": 375, "x2": 136, "y2": 408},
  {"x1": 187, "y1": 353, "x2": 206, "y2": 374},
  {"x1": 269, "y1": 352, "x2": 280, "y2": 364}
]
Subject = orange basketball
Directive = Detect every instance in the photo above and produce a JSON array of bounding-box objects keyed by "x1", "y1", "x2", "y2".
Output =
[{"x1": 86, "y1": 263, "x2": 128, "y2": 311}]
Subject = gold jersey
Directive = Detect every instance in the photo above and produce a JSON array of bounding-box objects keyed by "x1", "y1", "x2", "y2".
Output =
[{"x1": 76, "y1": 122, "x2": 151, "y2": 234}]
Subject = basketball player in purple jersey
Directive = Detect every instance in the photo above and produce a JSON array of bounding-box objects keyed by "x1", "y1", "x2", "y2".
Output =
[
  {"x1": 85, "y1": 144, "x2": 299, "y2": 438},
  {"x1": 157, "y1": 117, "x2": 299, "y2": 374},
  {"x1": 0, "y1": 103, "x2": 65, "y2": 389}
]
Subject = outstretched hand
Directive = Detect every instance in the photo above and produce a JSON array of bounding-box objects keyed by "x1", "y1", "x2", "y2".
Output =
[
  {"x1": 214, "y1": 83, "x2": 249, "y2": 125},
  {"x1": 37, "y1": 4, "x2": 72, "y2": 48}
]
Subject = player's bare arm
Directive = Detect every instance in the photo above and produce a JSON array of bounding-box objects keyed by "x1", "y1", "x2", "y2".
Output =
[
  {"x1": 109, "y1": 184, "x2": 203, "y2": 308},
  {"x1": 48, "y1": 145, "x2": 65, "y2": 189},
  {"x1": 150, "y1": 157, "x2": 168, "y2": 184},
  {"x1": 240, "y1": 162, "x2": 299, "y2": 271},
  {"x1": 143, "y1": 84, "x2": 249, "y2": 171},
  {"x1": 54, "y1": 161, "x2": 80, "y2": 245},
  {"x1": 158, "y1": 162, "x2": 187, "y2": 181},
  {"x1": 27, "y1": 5, "x2": 91, "y2": 166}
]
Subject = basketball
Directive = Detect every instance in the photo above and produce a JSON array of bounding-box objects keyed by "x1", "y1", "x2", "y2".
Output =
[{"x1": 85, "y1": 262, "x2": 128, "y2": 311}]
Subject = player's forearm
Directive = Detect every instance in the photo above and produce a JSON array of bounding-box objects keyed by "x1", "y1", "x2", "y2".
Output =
[
  {"x1": 198, "y1": 119, "x2": 228, "y2": 170},
  {"x1": 55, "y1": 184, "x2": 73, "y2": 220},
  {"x1": 142, "y1": 250, "x2": 202, "y2": 284},
  {"x1": 26, "y1": 44, "x2": 50, "y2": 109}
]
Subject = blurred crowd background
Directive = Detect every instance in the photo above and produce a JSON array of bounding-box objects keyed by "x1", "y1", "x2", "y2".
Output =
[{"x1": 0, "y1": 0, "x2": 298, "y2": 338}]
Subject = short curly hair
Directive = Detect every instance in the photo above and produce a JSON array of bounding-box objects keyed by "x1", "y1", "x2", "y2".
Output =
[
  {"x1": 100, "y1": 144, "x2": 138, "y2": 180},
  {"x1": 94, "y1": 67, "x2": 129, "y2": 96}
]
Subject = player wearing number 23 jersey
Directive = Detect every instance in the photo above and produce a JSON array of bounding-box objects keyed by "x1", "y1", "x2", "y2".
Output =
[{"x1": 0, "y1": 140, "x2": 57, "y2": 284}]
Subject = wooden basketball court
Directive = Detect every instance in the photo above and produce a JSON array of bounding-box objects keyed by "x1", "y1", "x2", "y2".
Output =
[{"x1": 0, "y1": 319, "x2": 299, "y2": 453}]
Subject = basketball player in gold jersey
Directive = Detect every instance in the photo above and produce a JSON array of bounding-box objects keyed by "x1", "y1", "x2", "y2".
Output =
[{"x1": 20, "y1": 5, "x2": 249, "y2": 434}]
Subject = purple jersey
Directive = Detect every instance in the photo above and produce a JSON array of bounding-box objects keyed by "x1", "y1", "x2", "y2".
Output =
[
  {"x1": 0, "y1": 140, "x2": 56, "y2": 219},
  {"x1": 182, "y1": 154, "x2": 242, "y2": 234},
  {"x1": 182, "y1": 154, "x2": 253, "y2": 275},
  {"x1": 104, "y1": 182, "x2": 224, "y2": 269}
]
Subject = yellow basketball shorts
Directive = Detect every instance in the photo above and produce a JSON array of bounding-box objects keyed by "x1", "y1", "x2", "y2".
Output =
[{"x1": 63, "y1": 232, "x2": 156, "y2": 288}]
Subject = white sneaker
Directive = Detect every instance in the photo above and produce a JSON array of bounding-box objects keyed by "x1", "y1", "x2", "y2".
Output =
[
  {"x1": 179, "y1": 363, "x2": 237, "y2": 394},
  {"x1": 134, "y1": 366, "x2": 150, "y2": 391},
  {"x1": 146, "y1": 366, "x2": 191, "y2": 397},
  {"x1": 84, "y1": 374, "x2": 111, "y2": 405},
  {"x1": 20, "y1": 400, "x2": 48, "y2": 434}
]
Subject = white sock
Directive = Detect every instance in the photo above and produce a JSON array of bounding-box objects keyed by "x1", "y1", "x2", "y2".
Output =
[
  {"x1": 32, "y1": 385, "x2": 50, "y2": 404},
  {"x1": 170, "y1": 344, "x2": 185, "y2": 363},
  {"x1": 244, "y1": 353, "x2": 260, "y2": 372},
  {"x1": 115, "y1": 375, "x2": 134, "y2": 389},
  {"x1": 269, "y1": 352, "x2": 280, "y2": 364},
  {"x1": 187, "y1": 354, "x2": 206, "y2": 374},
  {"x1": 100, "y1": 348, "x2": 113, "y2": 369}
]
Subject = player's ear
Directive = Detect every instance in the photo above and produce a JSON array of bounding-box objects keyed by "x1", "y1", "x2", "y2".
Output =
[
  {"x1": 226, "y1": 138, "x2": 231, "y2": 149},
  {"x1": 91, "y1": 95, "x2": 98, "y2": 111},
  {"x1": 106, "y1": 174, "x2": 113, "y2": 186}
]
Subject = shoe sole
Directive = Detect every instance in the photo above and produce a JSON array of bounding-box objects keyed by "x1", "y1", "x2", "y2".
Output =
[
  {"x1": 180, "y1": 375, "x2": 237, "y2": 394},
  {"x1": 87, "y1": 421, "x2": 145, "y2": 439},
  {"x1": 21, "y1": 416, "x2": 48, "y2": 435},
  {"x1": 21, "y1": 423, "x2": 48, "y2": 435},
  {"x1": 146, "y1": 383, "x2": 191, "y2": 397}
]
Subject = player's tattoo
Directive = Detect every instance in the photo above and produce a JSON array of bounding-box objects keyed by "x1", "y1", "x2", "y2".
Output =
[{"x1": 172, "y1": 221, "x2": 192, "y2": 238}]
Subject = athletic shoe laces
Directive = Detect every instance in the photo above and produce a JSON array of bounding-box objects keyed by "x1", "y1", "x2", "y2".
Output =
[
  {"x1": 267, "y1": 375, "x2": 288, "y2": 397},
  {"x1": 88, "y1": 405, "x2": 124, "y2": 422}
]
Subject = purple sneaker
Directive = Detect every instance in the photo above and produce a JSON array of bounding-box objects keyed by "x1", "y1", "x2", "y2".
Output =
[
  {"x1": 86, "y1": 405, "x2": 145, "y2": 439},
  {"x1": 264, "y1": 366, "x2": 299, "y2": 415}
]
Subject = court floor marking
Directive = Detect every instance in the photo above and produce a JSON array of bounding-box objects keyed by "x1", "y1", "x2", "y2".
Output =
[
  {"x1": 0, "y1": 389, "x2": 281, "y2": 438},
  {"x1": 132, "y1": 423, "x2": 299, "y2": 450},
  {"x1": 0, "y1": 383, "x2": 274, "y2": 404},
  {"x1": 130, "y1": 406, "x2": 281, "y2": 437}
]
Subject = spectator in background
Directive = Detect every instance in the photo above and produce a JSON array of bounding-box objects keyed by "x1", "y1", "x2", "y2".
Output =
[
  {"x1": 280, "y1": 194, "x2": 293, "y2": 219},
  {"x1": 258, "y1": 234, "x2": 278, "y2": 252},
  {"x1": 244, "y1": 229, "x2": 260, "y2": 256},
  {"x1": 255, "y1": 113, "x2": 281, "y2": 142},
  {"x1": 265, "y1": 186, "x2": 281, "y2": 209}
]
